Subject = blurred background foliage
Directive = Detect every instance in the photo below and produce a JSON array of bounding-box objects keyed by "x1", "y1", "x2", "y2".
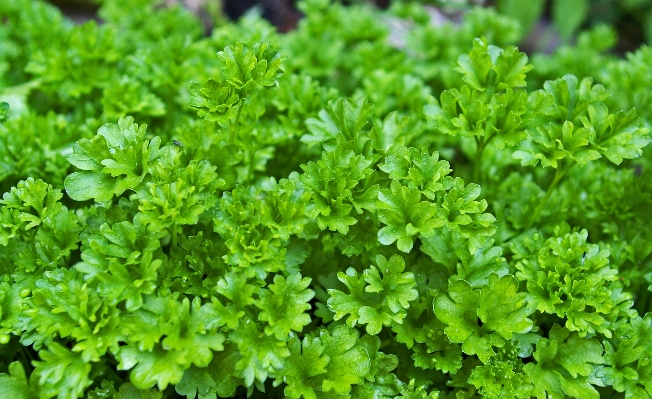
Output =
[{"x1": 45, "y1": 0, "x2": 652, "y2": 54}]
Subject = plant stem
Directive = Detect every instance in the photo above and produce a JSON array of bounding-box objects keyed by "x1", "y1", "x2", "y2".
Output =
[
  {"x1": 526, "y1": 162, "x2": 575, "y2": 230},
  {"x1": 229, "y1": 98, "x2": 245, "y2": 144},
  {"x1": 472, "y1": 132, "x2": 497, "y2": 183},
  {"x1": 29, "y1": 229, "x2": 37, "y2": 254},
  {"x1": 473, "y1": 136, "x2": 485, "y2": 183}
]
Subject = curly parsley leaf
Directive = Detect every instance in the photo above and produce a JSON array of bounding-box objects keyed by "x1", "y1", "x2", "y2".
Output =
[
  {"x1": 74, "y1": 215, "x2": 164, "y2": 312},
  {"x1": 278, "y1": 334, "x2": 330, "y2": 399},
  {"x1": 512, "y1": 120, "x2": 601, "y2": 168},
  {"x1": 187, "y1": 79, "x2": 240, "y2": 126},
  {"x1": 0, "y1": 361, "x2": 37, "y2": 399},
  {"x1": 468, "y1": 358, "x2": 533, "y2": 399},
  {"x1": 214, "y1": 177, "x2": 312, "y2": 279},
  {"x1": 116, "y1": 294, "x2": 225, "y2": 390},
  {"x1": 581, "y1": 103, "x2": 651, "y2": 164},
  {"x1": 32, "y1": 341, "x2": 93, "y2": 399},
  {"x1": 328, "y1": 255, "x2": 418, "y2": 335},
  {"x1": 64, "y1": 117, "x2": 163, "y2": 202},
  {"x1": 256, "y1": 273, "x2": 314, "y2": 340},
  {"x1": 456, "y1": 36, "x2": 533, "y2": 92},
  {"x1": 175, "y1": 345, "x2": 240, "y2": 399},
  {"x1": 218, "y1": 41, "x2": 287, "y2": 92},
  {"x1": 379, "y1": 146, "x2": 452, "y2": 201},
  {"x1": 300, "y1": 146, "x2": 377, "y2": 234},
  {"x1": 302, "y1": 97, "x2": 373, "y2": 152},
  {"x1": 434, "y1": 274, "x2": 533, "y2": 363},
  {"x1": 524, "y1": 324, "x2": 604, "y2": 399},
  {"x1": 320, "y1": 325, "x2": 372, "y2": 394},
  {"x1": 596, "y1": 314, "x2": 652, "y2": 398},
  {"x1": 392, "y1": 297, "x2": 463, "y2": 374},
  {"x1": 0, "y1": 177, "x2": 62, "y2": 238},
  {"x1": 377, "y1": 180, "x2": 440, "y2": 253},
  {"x1": 515, "y1": 229, "x2": 634, "y2": 337}
]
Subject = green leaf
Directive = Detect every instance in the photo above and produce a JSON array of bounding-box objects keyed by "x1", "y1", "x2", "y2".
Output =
[
  {"x1": 379, "y1": 146, "x2": 452, "y2": 200},
  {"x1": 327, "y1": 267, "x2": 368, "y2": 330},
  {"x1": 280, "y1": 335, "x2": 330, "y2": 399},
  {"x1": 596, "y1": 314, "x2": 652, "y2": 397},
  {"x1": 513, "y1": 120, "x2": 601, "y2": 168},
  {"x1": 256, "y1": 273, "x2": 314, "y2": 340},
  {"x1": 215, "y1": 271, "x2": 257, "y2": 313},
  {"x1": 115, "y1": 383, "x2": 163, "y2": 399},
  {"x1": 63, "y1": 172, "x2": 118, "y2": 203},
  {"x1": 327, "y1": 255, "x2": 417, "y2": 335},
  {"x1": 377, "y1": 180, "x2": 441, "y2": 253},
  {"x1": 437, "y1": 178, "x2": 496, "y2": 253},
  {"x1": 0, "y1": 177, "x2": 62, "y2": 233},
  {"x1": 515, "y1": 229, "x2": 623, "y2": 337},
  {"x1": 32, "y1": 341, "x2": 93, "y2": 399},
  {"x1": 134, "y1": 159, "x2": 223, "y2": 235},
  {"x1": 64, "y1": 117, "x2": 163, "y2": 202},
  {"x1": 218, "y1": 42, "x2": 287, "y2": 93},
  {"x1": 476, "y1": 274, "x2": 533, "y2": 339},
  {"x1": 0, "y1": 362, "x2": 36, "y2": 399},
  {"x1": 541, "y1": 75, "x2": 609, "y2": 124},
  {"x1": 19, "y1": 268, "x2": 122, "y2": 362},
  {"x1": 370, "y1": 112, "x2": 414, "y2": 156},
  {"x1": 102, "y1": 76, "x2": 165, "y2": 119},
  {"x1": 392, "y1": 297, "x2": 463, "y2": 374},
  {"x1": 230, "y1": 318, "x2": 290, "y2": 387},
  {"x1": 86, "y1": 379, "x2": 118, "y2": 398},
  {"x1": 434, "y1": 274, "x2": 532, "y2": 364},
  {"x1": 455, "y1": 38, "x2": 493, "y2": 92},
  {"x1": 434, "y1": 280, "x2": 491, "y2": 362},
  {"x1": 489, "y1": 88, "x2": 530, "y2": 147},
  {"x1": 582, "y1": 103, "x2": 651, "y2": 164},
  {"x1": 320, "y1": 325, "x2": 371, "y2": 394},
  {"x1": 424, "y1": 86, "x2": 491, "y2": 138},
  {"x1": 75, "y1": 216, "x2": 164, "y2": 312},
  {"x1": 117, "y1": 294, "x2": 225, "y2": 390},
  {"x1": 187, "y1": 79, "x2": 240, "y2": 126},
  {"x1": 364, "y1": 254, "x2": 418, "y2": 317},
  {"x1": 492, "y1": 45, "x2": 534, "y2": 90},
  {"x1": 116, "y1": 341, "x2": 189, "y2": 390},
  {"x1": 176, "y1": 345, "x2": 240, "y2": 399},
  {"x1": 302, "y1": 97, "x2": 373, "y2": 152},
  {"x1": 214, "y1": 178, "x2": 310, "y2": 279},
  {"x1": 455, "y1": 37, "x2": 533, "y2": 92},
  {"x1": 552, "y1": 0, "x2": 589, "y2": 41},
  {"x1": 299, "y1": 146, "x2": 377, "y2": 221},
  {"x1": 524, "y1": 324, "x2": 604, "y2": 399},
  {"x1": 468, "y1": 358, "x2": 533, "y2": 399},
  {"x1": 397, "y1": 379, "x2": 440, "y2": 399}
]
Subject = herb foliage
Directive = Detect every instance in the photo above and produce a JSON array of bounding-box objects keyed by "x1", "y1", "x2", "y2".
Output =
[{"x1": 1, "y1": 0, "x2": 652, "y2": 398}]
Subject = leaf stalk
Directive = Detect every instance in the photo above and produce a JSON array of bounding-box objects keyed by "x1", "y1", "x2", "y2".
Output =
[{"x1": 527, "y1": 162, "x2": 575, "y2": 229}]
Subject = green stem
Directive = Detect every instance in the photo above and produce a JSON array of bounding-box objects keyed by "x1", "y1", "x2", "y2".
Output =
[
  {"x1": 229, "y1": 98, "x2": 246, "y2": 144},
  {"x1": 484, "y1": 131, "x2": 497, "y2": 148},
  {"x1": 526, "y1": 162, "x2": 575, "y2": 230},
  {"x1": 472, "y1": 131, "x2": 498, "y2": 184},
  {"x1": 473, "y1": 136, "x2": 485, "y2": 183},
  {"x1": 29, "y1": 229, "x2": 37, "y2": 254}
]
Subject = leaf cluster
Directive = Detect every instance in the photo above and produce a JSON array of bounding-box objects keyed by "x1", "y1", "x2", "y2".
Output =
[{"x1": 0, "y1": 1, "x2": 651, "y2": 399}]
